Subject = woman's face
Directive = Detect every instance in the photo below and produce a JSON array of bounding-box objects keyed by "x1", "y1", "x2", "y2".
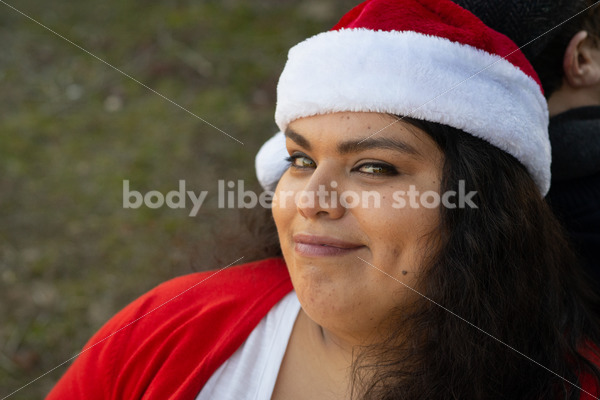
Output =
[{"x1": 272, "y1": 112, "x2": 444, "y2": 340}]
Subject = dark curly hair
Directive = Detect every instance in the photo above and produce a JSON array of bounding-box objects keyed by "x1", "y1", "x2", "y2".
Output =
[{"x1": 208, "y1": 118, "x2": 600, "y2": 399}]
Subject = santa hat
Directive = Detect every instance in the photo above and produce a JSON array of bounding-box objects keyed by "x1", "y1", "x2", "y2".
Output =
[{"x1": 256, "y1": 0, "x2": 550, "y2": 195}]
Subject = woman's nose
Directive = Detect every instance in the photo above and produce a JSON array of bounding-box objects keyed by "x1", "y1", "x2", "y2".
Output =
[{"x1": 296, "y1": 172, "x2": 345, "y2": 220}]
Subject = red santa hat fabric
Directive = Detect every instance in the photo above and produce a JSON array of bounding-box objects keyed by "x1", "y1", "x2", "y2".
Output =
[{"x1": 256, "y1": 0, "x2": 550, "y2": 195}]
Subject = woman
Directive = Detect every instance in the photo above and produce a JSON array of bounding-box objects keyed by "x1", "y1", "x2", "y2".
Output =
[{"x1": 47, "y1": 0, "x2": 600, "y2": 399}]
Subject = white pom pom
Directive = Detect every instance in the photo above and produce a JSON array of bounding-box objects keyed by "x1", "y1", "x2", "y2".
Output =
[{"x1": 255, "y1": 131, "x2": 288, "y2": 191}]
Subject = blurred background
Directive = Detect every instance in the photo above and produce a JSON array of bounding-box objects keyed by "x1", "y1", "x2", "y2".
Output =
[{"x1": 0, "y1": 0, "x2": 357, "y2": 397}]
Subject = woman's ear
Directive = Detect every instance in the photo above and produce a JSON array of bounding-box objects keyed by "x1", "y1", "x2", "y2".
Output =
[{"x1": 563, "y1": 30, "x2": 600, "y2": 88}]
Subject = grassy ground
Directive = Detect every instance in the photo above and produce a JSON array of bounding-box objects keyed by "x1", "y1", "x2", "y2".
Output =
[{"x1": 0, "y1": 0, "x2": 357, "y2": 398}]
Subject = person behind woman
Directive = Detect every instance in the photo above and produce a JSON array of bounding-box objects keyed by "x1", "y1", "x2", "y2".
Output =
[
  {"x1": 454, "y1": 0, "x2": 600, "y2": 296},
  {"x1": 47, "y1": 0, "x2": 600, "y2": 399}
]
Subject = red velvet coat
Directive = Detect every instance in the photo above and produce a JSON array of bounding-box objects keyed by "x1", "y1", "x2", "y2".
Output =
[{"x1": 46, "y1": 258, "x2": 293, "y2": 399}]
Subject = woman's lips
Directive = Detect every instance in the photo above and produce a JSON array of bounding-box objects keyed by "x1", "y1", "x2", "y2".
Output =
[{"x1": 293, "y1": 234, "x2": 365, "y2": 257}]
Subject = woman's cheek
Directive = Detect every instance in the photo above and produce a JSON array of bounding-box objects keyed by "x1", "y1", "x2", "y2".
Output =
[{"x1": 272, "y1": 177, "x2": 300, "y2": 238}]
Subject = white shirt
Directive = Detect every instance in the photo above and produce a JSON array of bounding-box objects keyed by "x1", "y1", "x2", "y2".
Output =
[{"x1": 196, "y1": 291, "x2": 301, "y2": 400}]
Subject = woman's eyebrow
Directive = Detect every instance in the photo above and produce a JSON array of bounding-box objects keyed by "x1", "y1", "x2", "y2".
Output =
[
  {"x1": 285, "y1": 128, "x2": 420, "y2": 156},
  {"x1": 284, "y1": 128, "x2": 311, "y2": 150},
  {"x1": 338, "y1": 137, "x2": 420, "y2": 156}
]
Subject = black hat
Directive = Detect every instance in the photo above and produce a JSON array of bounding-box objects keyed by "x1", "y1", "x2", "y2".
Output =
[{"x1": 454, "y1": 0, "x2": 585, "y2": 60}]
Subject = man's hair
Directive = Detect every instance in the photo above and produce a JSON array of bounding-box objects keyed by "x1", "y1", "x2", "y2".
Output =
[{"x1": 532, "y1": 1, "x2": 600, "y2": 97}]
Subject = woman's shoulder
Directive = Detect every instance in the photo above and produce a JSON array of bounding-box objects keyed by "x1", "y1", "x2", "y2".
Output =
[
  {"x1": 104, "y1": 256, "x2": 294, "y2": 355},
  {"x1": 113, "y1": 256, "x2": 292, "y2": 329},
  {"x1": 46, "y1": 257, "x2": 293, "y2": 400},
  {"x1": 141, "y1": 257, "x2": 291, "y2": 308}
]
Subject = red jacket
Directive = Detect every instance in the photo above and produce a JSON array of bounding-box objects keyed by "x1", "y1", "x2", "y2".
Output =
[
  {"x1": 47, "y1": 258, "x2": 293, "y2": 399},
  {"x1": 47, "y1": 257, "x2": 599, "y2": 399}
]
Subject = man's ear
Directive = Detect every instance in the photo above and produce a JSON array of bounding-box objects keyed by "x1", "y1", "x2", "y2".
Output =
[{"x1": 563, "y1": 30, "x2": 600, "y2": 87}]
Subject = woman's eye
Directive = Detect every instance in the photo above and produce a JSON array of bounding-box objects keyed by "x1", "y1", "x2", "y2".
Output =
[
  {"x1": 286, "y1": 154, "x2": 316, "y2": 169},
  {"x1": 355, "y1": 163, "x2": 398, "y2": 176}
]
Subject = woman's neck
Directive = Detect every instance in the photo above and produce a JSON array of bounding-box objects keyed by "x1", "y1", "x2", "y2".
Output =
[{"x1": 272, "y1": 309, "x2": 358, "y2": 399}]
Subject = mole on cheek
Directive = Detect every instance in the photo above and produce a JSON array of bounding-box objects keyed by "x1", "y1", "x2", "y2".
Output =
[{"x1": 401, "y1": 270, "x2": 408, "y2": 275}]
